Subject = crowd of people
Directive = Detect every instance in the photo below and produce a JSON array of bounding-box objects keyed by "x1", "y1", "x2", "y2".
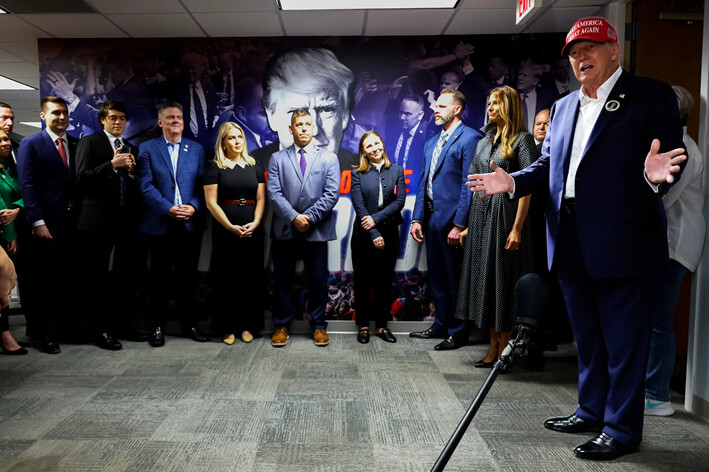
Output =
[{"x1": 0, "y1": 15, "x2": 704, "y2": 463}]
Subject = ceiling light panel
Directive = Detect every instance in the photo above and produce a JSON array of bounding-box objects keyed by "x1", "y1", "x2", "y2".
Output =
[{"x1": 279, "y1": 0, "x2": 458, "y2": 10}]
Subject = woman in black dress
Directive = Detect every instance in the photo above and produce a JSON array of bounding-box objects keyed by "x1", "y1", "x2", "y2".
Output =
[
  {"x1": 455, "y1": 86, "x2": 535, "y2": 369},
  {"x1": 350, "y1": 130, "x2": 405, "y2": 344},
  {"x1": 204, "y1": 122, "x2": 266, "y2": 345}
]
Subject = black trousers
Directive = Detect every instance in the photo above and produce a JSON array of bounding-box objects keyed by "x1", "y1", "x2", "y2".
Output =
[
  {"x1": 143, "y1": 221, "x2": 201, "y2": 330},
  {"x1": 351, "y1": 224, "x2": 399, "y2": 329},
  {"x1": 78, "y1": 222, "x2": 146, "y2": 336}
]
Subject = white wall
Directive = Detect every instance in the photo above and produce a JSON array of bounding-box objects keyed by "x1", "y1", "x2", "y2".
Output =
[{"x1": 684, "y1": 5, "x2": 709, "y2": 421}]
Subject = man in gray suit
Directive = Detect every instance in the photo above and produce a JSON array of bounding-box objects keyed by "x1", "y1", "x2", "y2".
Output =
[{"x1": 267, "y1": 109, "x2": 340, "y2": 347}]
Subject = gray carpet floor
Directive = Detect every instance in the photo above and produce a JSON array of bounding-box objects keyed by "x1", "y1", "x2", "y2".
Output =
[{"x1": 1, "y1": 320, "x2": 708, "y2": 472}]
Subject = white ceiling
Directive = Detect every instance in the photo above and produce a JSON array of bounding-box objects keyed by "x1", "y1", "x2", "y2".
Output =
[{"x1": 0, "y1": 0, "x2": 611, "y2": 136}]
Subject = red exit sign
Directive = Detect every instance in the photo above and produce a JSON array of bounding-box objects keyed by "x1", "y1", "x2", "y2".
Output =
[{"x1": 517, "y1": 0, "x2": 537, "y2": 24}]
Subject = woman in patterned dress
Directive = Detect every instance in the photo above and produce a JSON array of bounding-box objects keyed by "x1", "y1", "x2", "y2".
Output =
[{"x1": 455, "y1": 86, "x2": 536, "y2": 369}]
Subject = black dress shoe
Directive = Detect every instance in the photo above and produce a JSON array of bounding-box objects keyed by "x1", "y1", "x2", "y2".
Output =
[
  {"x1": 474, "y1": 358, "x2": 495, "y2": 368},
  {"x1": 357, "y1": 328, "x2": 369, "y2": 344},
  {"x1": 40, "y1": 338, "x2": 61, "y2": 354},
  {"x1": 574, "y1": 432, "x2": 637, "y2": 461},
  {"x1": 409, "y1": 327, "x2": 447, "y2": 339},
  {"x1": 544, "y1": 413, "x2": 602, "y2": 434},
  {"x1": 96, "y1": 332, "x2": 122, "y2": 351},
  {"x1": 149, "y1": 327, "x2": 165, "y2": 347},
  {"x1": 434, "y1": 336, "x2": 465, "y2": 351},
  {"x1": 375, "y1": 328, "x2": 397, "y2": 343},
  {"x1": 186, "y1": 327, "x2": 209, "y2": 342}
]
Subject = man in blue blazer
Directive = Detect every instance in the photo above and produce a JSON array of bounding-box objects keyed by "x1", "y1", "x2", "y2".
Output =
[
  {"x1": 409, "y1": 89, "x2": 483, "y2": 350},
  {"x1": 17, "y1": 97, "x2": 80, "y2": 354},
  {"x1": 267, "y1": 109, "x2": 340, "y2": 347},
  {"x1": 467, "y1": 18, "x2": 686, "y2": 461},
  {"x1": 136, "y1": 101, "x2": 207, "y2": 347}
]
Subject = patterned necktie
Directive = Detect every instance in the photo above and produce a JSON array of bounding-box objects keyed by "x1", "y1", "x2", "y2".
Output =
[
  {"x1": 191, "y1": 84, "x2": 207, "y2": 138},
  {"x1": 427, "y1": 131, "x2": 448, "y2": 200},
  {"x1": 115, "y1": 138, "x2": 127, "y2": 206},
  {"x1": 56, "y1": 137, "x2": 68, "y2": 169},
  {"x1": 299, "y1": 148, "x2": 306, "y2": 177},
  {"x1": 522, "y1": 93, "x2": 530, "y2": 130}
]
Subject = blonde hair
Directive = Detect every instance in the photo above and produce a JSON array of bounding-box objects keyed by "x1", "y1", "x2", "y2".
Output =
[
  {"x1": 488, "y1": 86, "x2": 525, "y2": 160},
  {"x1": 356, "y1": 130, "x2": 391, "y2": 173},
  {"x1": 213, "y1": 121, "x2": 255, "y2": 169}
]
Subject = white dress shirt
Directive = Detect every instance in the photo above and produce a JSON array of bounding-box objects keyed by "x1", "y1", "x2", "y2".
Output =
[
  {"x1": 564, "y1": 66, "x2": 623, "y2": 199},
  {"x1": 164, "y1": 137, "x2": 183, "y2": 206}
]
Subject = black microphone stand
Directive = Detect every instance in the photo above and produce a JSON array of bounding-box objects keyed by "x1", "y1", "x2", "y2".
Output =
[{"x1": 430, "y1": 325, "x2": 535, "y2": 472}]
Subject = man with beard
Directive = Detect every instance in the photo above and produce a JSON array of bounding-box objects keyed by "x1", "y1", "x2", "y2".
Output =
[{"x1": 409, "y1": 89, "x2": 482, "y2": 350}]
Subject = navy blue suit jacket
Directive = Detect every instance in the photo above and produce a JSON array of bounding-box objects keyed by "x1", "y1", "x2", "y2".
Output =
[
  {"x1": 350, "y1": 164, "x2": 406, "y2": 242},
  {"x1": 17, "y1": 130, "x2": 79, "y2": 238},
  {"x1": 136, "y1": 136, "x2": 205, "y2": 235},
  {"x1": 413, "y1": 123, "x2": 483, "y2": 231},
  {"x1": 513, "y1": 71, "x2": 684, "y2": 278}
]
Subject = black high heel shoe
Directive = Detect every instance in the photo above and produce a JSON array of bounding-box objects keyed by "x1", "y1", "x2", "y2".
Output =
[
  {"x1": 2, "y1": 345, "x2": 28, "y2": 355},
  {"x1": 474, "y1": 358, "x2": 495, "y2": 368}
]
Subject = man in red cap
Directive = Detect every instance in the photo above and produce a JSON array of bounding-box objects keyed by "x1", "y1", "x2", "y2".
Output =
[{"x1": 466, "y1": 17, "x2": 686, "y2": 460}]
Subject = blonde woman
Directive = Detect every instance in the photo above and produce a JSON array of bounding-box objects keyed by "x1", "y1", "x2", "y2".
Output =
[
  {"x1": 204, "y1": 122, "x2": 266, "y2": 345},
  {"x1": 455, "y1": 86, "x2": 536, "y2": 370}
]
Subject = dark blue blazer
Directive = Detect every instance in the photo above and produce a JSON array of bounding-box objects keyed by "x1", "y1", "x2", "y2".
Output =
[
  {"x1": 513, "y1": 71, "x2": 684, "y2": 278},
  {"x1": 136, "y1": 136, "x2": 205, "y2": 235},
  {"x1": 17, "y1": 130, "x2": 79, "y2": 238},
  {"x1": 412, "y1": 123, "x2": 483, "y2": 230},
  {"x1": 351, "y1": 163, "x2": 406, "y2": 242}
]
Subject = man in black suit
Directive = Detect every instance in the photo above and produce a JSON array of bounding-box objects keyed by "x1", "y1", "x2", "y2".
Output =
[
  {"x1": 211, "y1": 51, "x2": 239, "y2": 112},
  {"x1": 251, "y1": 47, "x2": 358, "y2": 171},
  {"x1": 0, "y1": 102, "x2": 20, "y2": 162},
  {"x1": 516, "y1": 59, "x2": 559, "y2": 132},
  {"x1": 386, "y1": 94, "x2": 433, "y2": 193},
  {"x1": 173, "y1": 53, "x2": 218, "y2": 153},
  {"x1": 75, "y1": 100, "x2": 144, "y2": 350},
  {"x1": 17, "y1": 97, "x2": 80, "y2": 354}
]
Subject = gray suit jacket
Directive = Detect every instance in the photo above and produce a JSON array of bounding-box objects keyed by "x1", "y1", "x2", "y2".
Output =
[{"x1": 267, "y1": 145, "x2": 340, "y2": 241}]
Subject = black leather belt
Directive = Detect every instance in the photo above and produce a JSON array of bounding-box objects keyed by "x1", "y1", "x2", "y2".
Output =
[{"x1": 562, "y1": 198, "x2": 576, "y2": 215}]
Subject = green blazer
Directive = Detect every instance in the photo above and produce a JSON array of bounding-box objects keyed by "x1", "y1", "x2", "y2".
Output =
[{"x1": 0, "y1": 166, "x2": 24, "y2": 243}]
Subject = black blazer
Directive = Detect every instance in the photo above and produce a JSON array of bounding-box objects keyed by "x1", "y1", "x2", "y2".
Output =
[
  {"x1": 75, "y1": 132, "x2": 140, "y2": 233},
  {"x1": 350, "y1": 163, "x2": 406, "y2": 242}
]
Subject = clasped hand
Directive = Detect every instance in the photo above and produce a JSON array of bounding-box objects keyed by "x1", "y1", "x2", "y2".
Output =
[
  {"x1": 293, "y1": 214, "x2": 310, "y2": 233},
  {"x1": 167, "y1": 205, "x2": 195, "y2": 221}
]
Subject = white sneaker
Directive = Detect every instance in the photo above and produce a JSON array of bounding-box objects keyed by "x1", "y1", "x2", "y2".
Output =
[{"x1": 644, "y1": 398, "x2": 675, "y2": 416}]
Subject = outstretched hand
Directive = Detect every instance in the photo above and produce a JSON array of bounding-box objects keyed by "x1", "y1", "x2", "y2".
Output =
[
  {"x1": 644, "y1": 139, "x2": 686, "y2": 185},
  {"x1": 466, "y1": 161, "x2": 514, "y2": 196}
]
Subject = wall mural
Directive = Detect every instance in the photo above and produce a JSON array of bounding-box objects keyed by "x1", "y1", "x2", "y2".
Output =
[{"x1": 39, "y1": 33, "x2": 570, "y2": 323}]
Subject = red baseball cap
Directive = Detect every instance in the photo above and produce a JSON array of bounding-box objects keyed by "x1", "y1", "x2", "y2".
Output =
[{"x1": 562, "y1": 17, "x2": 618, "y2": 56}]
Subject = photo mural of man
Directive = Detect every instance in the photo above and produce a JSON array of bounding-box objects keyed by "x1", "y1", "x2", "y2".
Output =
[{"x1": 251, "y1": 47, "x2": 359, "y2": 171}]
